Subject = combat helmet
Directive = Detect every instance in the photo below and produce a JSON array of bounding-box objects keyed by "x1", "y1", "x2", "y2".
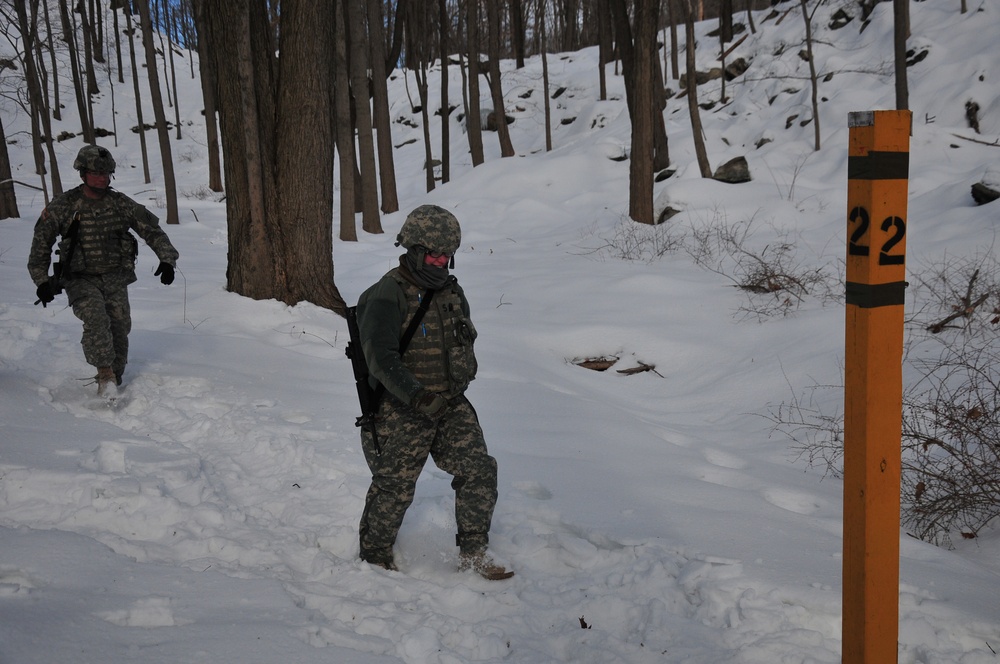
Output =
[
  {"x1": 396, "y1": 205, "x2": 461, "y2": 256},
  {"x1": 73, "y1": 145, "x2": 116, "y2": 174}
]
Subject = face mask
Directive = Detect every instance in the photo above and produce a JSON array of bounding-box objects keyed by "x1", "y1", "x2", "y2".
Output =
[{"x1": 404, "y1": 246, "x2": 450, "y2": 289}]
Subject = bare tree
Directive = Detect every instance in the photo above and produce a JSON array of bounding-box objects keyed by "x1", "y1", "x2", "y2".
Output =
[
  {"x1": 486, "y1": 0, "x2": 515, "y2": 157},
  {"x1": 123, "y1": 7, "x2": 151, "y2": 183},
  {"x1": 894, "y1": 0, "x2": 909, "y2": 112},
  {"x1": 57, "y1": 0, "x2": 95, "y2": 143},
  {"x1": 333, "y1": 0, "x2": 358, "y2": 241},
  {"x1": 367, "y1": 0, "x2": 399, "y2": 212},
  {"x1": 0, "y1": 113, "x2": 19, "y2": 219},
  {"x1": 683, "y1": 0, "x2": 712, "y2": 177},
  {"x1": 134, "y1": 0, "x2": 179, "y2": 224},
  {"x1": 438, "y1": 0, "x2": 451, "y2": 183},
  {"x1": 465, "y1": 0, "x2": 485, "y2": 166},
  {"x1": 347, "y1": 0, "x2": 383, "y2": 233},
  {"x1": 191, "y1": 0, "x2": 222, "y2": 191},
  {"x1": 800, "y1": 0, "x2": 821, "y2": 150}
]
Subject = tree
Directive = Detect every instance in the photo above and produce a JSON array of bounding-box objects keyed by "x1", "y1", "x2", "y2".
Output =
[
  {"x1": 191, "y1": 0, "x2": 222, "y2": 191},
  {"x1": 367, "y1": 0, "x2": 399, "y2": 212},
  {"x1": 347, "y1": 0, "x2": 383, "y2": 233},
  {"x1": 465, "y1": 0, "x2": 485, "y2": 166},
  {"x1": 134, "y1": 0, "x2": 180, "y2": 225},
  {"x1": 0, "y1": 113, "x2": 19, "y2": 219},
  {"x1": 123, "y1": 6, "x2": 151, "y2": 184},
  {"x1": 486, "y1": 0, "x2": 515, "y2": 157},
  {"x1": 800, "y1": 0, "x2": 821, "y2": 150},
  {"x1": 629, "y1": 0, "x2": 658, "y2": 223},
  {"x1": 57, "y1": 0, "x2": 94, "y2": 143},
  {"x1": 894, "y1": 0, "x2": 909, "y2": 111},
  {"x1": 683, "y1": 0, "x2": 712, "y2": 178},
  {"x1": 332, "y1": 0, "x2": 358, "y2": 242},
  {"x1": 201, "y1": 0, "x2": 346, "y2": 312},
  {"x1": 438, "y1": 0, "x2": 451, "y2": 183}
]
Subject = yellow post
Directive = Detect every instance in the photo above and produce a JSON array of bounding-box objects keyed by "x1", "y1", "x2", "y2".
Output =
[{"x1": 843, "y1": 109, "x2": 911, "y2": 664}]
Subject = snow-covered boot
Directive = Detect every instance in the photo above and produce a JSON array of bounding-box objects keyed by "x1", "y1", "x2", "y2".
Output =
[
  {"x1": 458, "y1": 551, "x2": 514, "y2": 580},
  {"x1": 96, "y1": 366, "x2": 116, "y2": 396}
]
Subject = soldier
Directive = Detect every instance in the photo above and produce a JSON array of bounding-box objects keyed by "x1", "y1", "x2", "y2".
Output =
[
  {"x1": 355, "y1": 205, "x2": 513, "y2": 580},
  {"x1": 28, "y1": 145, "x2": 179, "y2": 395}
]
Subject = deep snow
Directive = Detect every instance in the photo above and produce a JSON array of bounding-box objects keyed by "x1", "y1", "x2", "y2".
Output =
[{"x1": 1, "y1": 1, "x2": 999, "y2": 662}]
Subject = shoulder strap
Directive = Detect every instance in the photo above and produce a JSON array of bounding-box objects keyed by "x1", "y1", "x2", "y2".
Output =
[
  {"x1": 370, "y1": 288, "x2": 435, "y2": 409},
  {"x1": 398, "y1": 288, "x2": 435, "y2": 354}
]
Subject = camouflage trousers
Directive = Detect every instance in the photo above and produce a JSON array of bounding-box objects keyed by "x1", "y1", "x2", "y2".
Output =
[
  {"x1": 359, "y1": 394, "x2": 498, "y2": 560},
  {"x1": 64, "y1": 272, "x2": 132, "y2": 380}
]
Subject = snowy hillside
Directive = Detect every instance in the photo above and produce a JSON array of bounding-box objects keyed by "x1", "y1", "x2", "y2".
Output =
[{"x1": 1, "y1": 1, "x2": 998, "y2": 662}]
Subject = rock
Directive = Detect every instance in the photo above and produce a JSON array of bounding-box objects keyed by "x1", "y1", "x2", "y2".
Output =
[{"x1": 713, "y1": 156, "x2": 751, "y2": 184}]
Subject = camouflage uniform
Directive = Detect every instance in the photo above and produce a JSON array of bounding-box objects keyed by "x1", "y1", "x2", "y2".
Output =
[
  {"x1": 28, "y1": 178, "x2": 178, "y2": 383},
  {"x1": 356, "y1": 205, "x2": 500, "y2": 568}
]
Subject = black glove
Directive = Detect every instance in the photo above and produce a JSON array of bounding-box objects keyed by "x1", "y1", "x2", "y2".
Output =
[
  {"x1": 35, "y1": 281, "x2": 56, "y2": 307},
  {"x1": 413, "y1": 390, "x2": 448, "y2": 420},
  {"x1": 154, "y1": 262, "x2": 175, "y2": 285}
]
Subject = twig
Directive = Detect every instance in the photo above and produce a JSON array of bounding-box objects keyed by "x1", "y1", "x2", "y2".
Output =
[{"x1": 950, "y1": 133, "x2": 1000, "y2": 147}]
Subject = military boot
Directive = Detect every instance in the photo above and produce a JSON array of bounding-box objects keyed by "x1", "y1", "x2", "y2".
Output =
[
  {"x1": 96, "y1": 366, "x2": 117, "y2": 396},
  {"x1": 458, "y1": 551, "x2": 514, "y2": 580}
]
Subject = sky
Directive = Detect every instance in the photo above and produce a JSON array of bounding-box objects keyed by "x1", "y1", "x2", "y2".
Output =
[{"x1": 1, "y1": 1, "x2": 999, "y2": 662}]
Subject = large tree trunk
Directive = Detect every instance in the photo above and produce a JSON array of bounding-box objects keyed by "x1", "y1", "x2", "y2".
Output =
[
  {"x1": 275, "y1": 0, "x2": 343, "y2": 309},
  {"x1": 134, "y1": 0, "x2": 180, "y2": 225},
  {"x1": 202, "y1": 0, "x2": 345, "y2": 312},
  {"x1": 17, "y1": 0, "x2": 61, "y2": 197}
]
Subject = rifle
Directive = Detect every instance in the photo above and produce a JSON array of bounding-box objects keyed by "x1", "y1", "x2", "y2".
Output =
[
  {"x1": 35, "y1": 212, "x2": 81, "y2": 305},
  {"x1": 346, "y1": 289, "x2": 434, "y2": 456}
]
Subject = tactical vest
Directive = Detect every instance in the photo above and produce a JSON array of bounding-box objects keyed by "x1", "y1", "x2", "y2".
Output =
[
  {"x1": 60, "y1": 194, "x2": 138, "y2": 275},
  {"x1": 394, "y1": 274, "x2": 478, "y2": 398}
]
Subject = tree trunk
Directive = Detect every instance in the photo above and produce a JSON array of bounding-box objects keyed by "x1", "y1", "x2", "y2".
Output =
[
  {"x1": 800, "y1": 0, "x2": 821, "y2": 150},
  {"x1": 134, "y1": 0, "x2": 179, "y2": 224},
  {"x1": 368, "y1": 0, "x2": 400, "y2": 211},
  {"x1": 893, "y1": 0, "x2": 909, "y2": 111},
  {"x1": 438, "y1": 0, "x2": 451, "y2": 183},
  {"x1": 347, "y1": 0, "x2": 383, "y2": 233},
  {"x1": 208, "y1": 1, "x2": 282, "y2": 301},
  {"x1": 333, "y1": 0, "x2": 358, "y2": 241},
  {"x1": 58, "y1": 0, "x2": 94, "y2": 143},
  {"x1": 510, "y1": 0, "x2": 525, "y2": 68},
  {"x1": 164, "y1": 0, "x2": 183, "y2": 139},
  {"x1": 466, "y1": 0, "x2": 485, "y2": 166},
  {"x1": 0, "y1": 114, "x2": 20, "y2": 219},
  {"x1": 124, "y1": 8, "x2": 151, "y2": 184},
  {"x1": 16, "y1": 0, "x2": 62, "y2": 196},
  {"x1": 43, "y1": 0, "x2": 62, "y2": 120},
  {"x1": 540, "y1": 0, "x2": 552, "y2": 151},
  {"x1": 191, "y1": 0, "x2": 223, "y2": 191},
  {"x1": 630, "y1": 0, "x2": 657, "y2": 223},
  {"x1": 486, "y1": 0, "x2": 515, "y2": 157},
  {"x1": 275, "y1": 0, "x2": 343, "y2": 309},
  {"x1": 416, "y1": 63, "x2": 436, "y2": 192},
  {"x1": 684, "y1": 0, "x2": 712, "y2": 177},
  {"x1": 669, "y1": 0, "x2": 680, "y2": 80}
]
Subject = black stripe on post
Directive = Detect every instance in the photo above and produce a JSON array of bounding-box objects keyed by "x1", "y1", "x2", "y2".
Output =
[
  {"x1": 848, "y1": 151, "x2": 910, "y2": 180},
  {"x1": 845, "y1": 281, "x2": 907, "y2": 308}
]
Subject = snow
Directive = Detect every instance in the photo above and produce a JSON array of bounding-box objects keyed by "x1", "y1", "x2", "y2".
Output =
[{"x1": 1, "y1": 1, "x2": 999, "y2": 662}]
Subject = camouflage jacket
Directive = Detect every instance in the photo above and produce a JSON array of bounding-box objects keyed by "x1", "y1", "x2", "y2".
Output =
[
  {"x1": 27, "y1": 186, "x2": 178, "y2": 287},
  {"x1": 357, "y1": 260, "x2": 478, "y2": 405}
]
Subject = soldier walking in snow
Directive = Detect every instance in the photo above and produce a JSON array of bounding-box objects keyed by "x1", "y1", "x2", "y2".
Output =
[
  {"x1": 28, "y1": 145, "x2": 179, "y2": 395},
  {"x1": 354, "y1": 205, "x2": 513, "y2": 580}
]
